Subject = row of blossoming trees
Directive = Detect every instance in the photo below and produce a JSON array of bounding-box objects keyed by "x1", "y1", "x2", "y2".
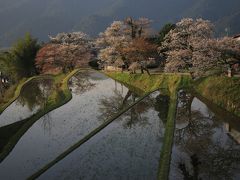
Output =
[
  {"x1": 34, "y1": 17, "x2": 240, "y2": 77},
  {"x1": 159, "y1": 18, "x2": 240, "y2": 77}
]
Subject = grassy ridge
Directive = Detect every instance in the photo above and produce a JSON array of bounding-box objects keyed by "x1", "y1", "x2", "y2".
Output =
[
  {"x1": 28, "y1": 71, "x2": 188, "y2": 179},
  {"x1": 107, "y1": 72, "x2": 240, "y2": 179},
  {"x1": 106, "y1": 72, "x2": 189, "y2": 180},
  {"x1": 28, "y1": 89, "x2": 155, "y2": 180},
  {"x1": 194, "y1": 76, "x2": 240, "y2": 117},
  {"x1": 158, "y1": 93, "x2": 178, "y2": 180},
  {"x1": 106, "y1": 72, "x2": 191, "y2": 94},
  {"x1": 0, "y1": 69, "x2": 81, "y2": 162},
  {"x1": 0, "y1": 75, "x2": 53, "y2": 114}
]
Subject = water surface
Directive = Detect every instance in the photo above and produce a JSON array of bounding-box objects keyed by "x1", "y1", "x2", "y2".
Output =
[
  {"x1": 0, "y1": 72, "x2": 239, "y2": 180},
  {"x1": 169, "y1": 90, "x2": 240, "y2": 180},
  {"x1": 0, "y1": 78, "x2": 53, "y2": 127},
  {"x1": 40, "y1": 91, "x2": 166, "y2": 180},
  {"x1": 0, "y1": 71, "x2": 141, "y2": 179}
]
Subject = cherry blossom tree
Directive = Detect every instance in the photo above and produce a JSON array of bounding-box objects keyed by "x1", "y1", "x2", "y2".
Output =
[
  {"x1": 159, "y1": 18, "x2": 214, "y2": 74},
  {"x1": 159, "y1": 18, "x2": 240, "y2": 77},
  {"x1": 96, "y1": 19, "x2": 157, "y2": 70},
  {"x1": 35, "y1": 32, "x2": 93, "y2": 74},
  {"x1": 122, "y1": 38, "x2": 158, "y2": 63},
  {"x1": 96, "y1": 21, "x2": 130, "y2": 66}
]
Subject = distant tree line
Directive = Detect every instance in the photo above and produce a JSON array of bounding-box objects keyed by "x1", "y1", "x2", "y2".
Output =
[
  {"x1": 1, "y1": 17, "x2": 240, "y2": 84},
  {"x1": 96, "y1": 17, "x2": 240, "y2": 77}
]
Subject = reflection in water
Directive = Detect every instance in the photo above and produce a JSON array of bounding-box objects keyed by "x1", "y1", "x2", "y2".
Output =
[
  {"x1": 122, "y1": 99, "x2": 152, "y2": 128},
  {"x1": 17, "y1": 79, "x2": 53, "y2": 111},
  {"x1": 99, "y1": 90, "x2": 165, "y2": 129},
  {"x1": 170, "y1": 90, "x2": 240, "y2": 180},
  {"x1": 40, "y1": 92, "x2": 166, "y2": 180},
  {"x1": 1, "y1": 71, "x2": 239, "y2": 179},
  {"x1": 0, "y1": 71, "x2": 145, "y2": 179},
  {"x1": 154, "y1": 94, "x2": 170, "y2": 124},
  {"x1": 68, "y1": 71, "x2": 96, "y2": 94},
  {"x1": 0, "y1": 79, "x2": 53, "y2": 127},
  {"x1": 41, "y1": 113, "x2": 53, "y2": 135},
  {"x1": 98, "y1": 89, "x2": 130, "y2": 120}
]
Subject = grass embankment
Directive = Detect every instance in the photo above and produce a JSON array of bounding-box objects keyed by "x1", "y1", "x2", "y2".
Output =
[
  {"x1": 192, "y1": 91, "x2": 240, "y2": 131},
  {"x1": 194, "y1": 76, "x2": 240, "y2": 117},
  {"x1": 108, "y1": 72, "x2": 240, "y2": 179},
  {"x1": 106, "y1": 72, "x2": 191, "y2": 94},
  {"x1": 0, "y1": 69, "x2": 81, "y2": 163},
  {"x1": 106, "y1": 72, "x2": 191, "y2": 180}
]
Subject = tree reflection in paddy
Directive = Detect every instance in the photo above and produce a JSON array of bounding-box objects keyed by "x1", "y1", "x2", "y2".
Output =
[
  {"x1": 98, "y1": 90, "x2": 169, "y2": 129},
  {"x1": 68, "y1": 71, "x2": 96, "y2": 95},
  {"x1": 40, "y1": 91, "x2": 167, "y2": 180},
  {"x1": 0, "y1": 78, "x2": 53, "y2": 127},
  {"x1": 17, "y1": 79, "x2": 53, "y2": 111},
  {"x1": 0, "y1": 71, "x2": 147, "y2": 180},
  {"x1": 170, "y1": 90, "x2": 240, "y2": 180}
]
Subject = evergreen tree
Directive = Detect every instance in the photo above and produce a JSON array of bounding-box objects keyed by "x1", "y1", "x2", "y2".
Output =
[{"x1": 10, "y1": 33, "x2": 40, "y2": 77}]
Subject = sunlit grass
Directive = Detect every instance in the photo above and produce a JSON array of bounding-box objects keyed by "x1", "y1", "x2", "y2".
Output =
[
  {"x1": 106, "y1": 71, "x2": 189, "y2": 180},
  {"x1": 105, "y1": 72, "x2": 191, "y2": 94},
  {"x1": 107, "y1": 71, "x2": 240, "y2": 180},
  {"x1": 195, "y1": 75, "x2": 240, "y2": 117}
]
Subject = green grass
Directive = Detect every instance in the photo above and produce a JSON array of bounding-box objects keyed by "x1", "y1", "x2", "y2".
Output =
[
  {"x1": 107, "y1": 72, "x2": 240, "y2": 179},
  {"x1": 106, "y1": 71, "x2": 188, "y2": 180},
  {"x1": 158, "y1": 93, "x2": 177, "y2": 180},
  {"x1": 194, "y1": 75, "x2": 240, "y2": 117},
  {"x1": 106, "y1": 72, "x2": 191, "y2": 94}
]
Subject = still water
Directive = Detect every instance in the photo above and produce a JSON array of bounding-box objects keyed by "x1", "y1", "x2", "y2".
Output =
[
  {"x1": 0, "y1": 71, "x2": 239, "y2": 180},
  {"x1": 170, "y1": 90, "x2": 240, "y2": 180},
  {"x1": 0, "y1": 78, "x2": 53, "y2": 127},
  {"x1": 0, "y1": 71, "x2": 145, "y2": 179},
  {"x1": 40, "y1": 91, "x2": 166, "y2": 180}
]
